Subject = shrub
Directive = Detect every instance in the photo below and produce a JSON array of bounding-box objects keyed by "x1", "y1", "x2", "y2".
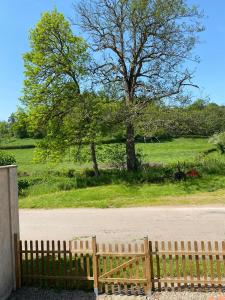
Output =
[
  {"x1": 18, "y1": 179, "x2": 30, "y2": 195},
  {"x1": 97, "y1": 144, "x2": 127, "y2": 169},
  {"x1": 209, "y1": 132, "x2": 225, "y2": 154},
  {"x1": 57, "y1": 181, "x2": 77, "y2": 191},
  {"x1": 67, "y1": 169, "x2": 76, "y2": 178},
  {"x1": 0, "y1": 151, "x2": 16, "y2": 166}
]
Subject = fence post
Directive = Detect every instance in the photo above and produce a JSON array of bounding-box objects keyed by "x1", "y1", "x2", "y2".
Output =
[
  {"x1": 144, "y1": 237, "x2": 152, "y2": 295},
  {"x1": 92, "y1": 236, "x2": 99, "y2": 296},
  {"x1": 14, "y1": 233, "x2": 21, "y2": 289}
]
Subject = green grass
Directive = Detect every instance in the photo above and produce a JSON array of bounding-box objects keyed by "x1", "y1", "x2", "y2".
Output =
[
  {"x1": 19, "y1": 176, "x2": 225, "y2": 208},
  {"x1": 0, "y1": 137, "x2": 39, "y2": 147},
  {"x1": 137, "y1": 137, "x2": 211, "y2": 163},
  {"x1": 3, "y1": 137, "x2": 225, "y2": 208}
]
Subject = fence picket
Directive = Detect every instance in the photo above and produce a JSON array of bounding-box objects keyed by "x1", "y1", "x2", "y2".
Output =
[
  {"x1": 188, "y1": 241, "x2": 194, "y2": 290},
  {"x1": 174, "y1": 241, "x2": 180, "y2": 290},
  {"x1": 181, "y1": 241, "x2": 187, "y2": 290},
  {"x1": 30, "y1": 241, "x2": 34, "y2": 285},
  {"x1": 40, "y1": 241, "x2": 44, "y2": 287},
  {"x1": 215, "y1": 241, "x2": 221, "y2": 291},
  {"x1": 161, "y1": 241, "x2": 167, "y2": 290},
  {"x1": 201, "y1": 241, "x2": 207, "y2": 290},
  {"x1": 194, "y1": 241, "x2": 201, "y2": 289},
  {"x1": 63, "y1": 241, "x2": 67, "y2": 288},
  {"x1": 208, "y1": 241, "x2": 214, "y2": 289},
  {"x1": 35, "y1": 240, "x2": 39, "y2": 286}
]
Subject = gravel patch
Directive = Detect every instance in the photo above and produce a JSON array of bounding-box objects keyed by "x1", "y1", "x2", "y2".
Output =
[
  {"x1": 8, "y1": 287, "x2": 95, "y2": 300},
  {"x1": 8, "y1": 288, "x2": 225, "y2": 300},
  {"x1": 99, "y1": 292, "x2": 225, "y2": 300}
]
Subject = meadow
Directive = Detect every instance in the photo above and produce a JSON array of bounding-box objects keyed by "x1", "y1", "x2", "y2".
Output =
[{"x1": 2, "y1": 137, "x2": 225, "y2": 208}]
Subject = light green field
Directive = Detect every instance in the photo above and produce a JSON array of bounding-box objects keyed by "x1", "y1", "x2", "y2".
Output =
[{"x1": 2, "y1": 137, "x2": 225, "y2": 208}]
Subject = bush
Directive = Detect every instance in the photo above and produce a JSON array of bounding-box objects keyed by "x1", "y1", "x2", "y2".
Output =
[
  {"x1": 18, "y1": 179, "x2": 30, "y2": 195},
  {"x1": 209, "y1": 132, "x2": 225, "y2": 154},
  {"x1": 0, "y1": 151, "x2": 16, "y2": 166},
  {"x1": 67, "y1": 169, "x2": 76, "y2": 178},
  {"x1": 57, "y1": 181, "x2": 77, "y2": 191}
]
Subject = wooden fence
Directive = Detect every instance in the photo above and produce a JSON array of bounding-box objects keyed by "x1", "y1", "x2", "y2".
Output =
[{"x1": 14, "y1": 234, "x2": 225, "y2": 295}]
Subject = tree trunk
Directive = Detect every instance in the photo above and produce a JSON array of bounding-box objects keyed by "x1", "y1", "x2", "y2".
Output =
[
  {"x1": 126, "y1": 122, "x2": 137, "y2": 171},
  {"x1": 90, "y1": 141, "x2": 100, "y2": 176}
]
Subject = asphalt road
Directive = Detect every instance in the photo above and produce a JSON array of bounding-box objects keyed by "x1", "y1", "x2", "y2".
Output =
[{"x1": 19, "y1": 206, "x2": 225, "y2": 243}]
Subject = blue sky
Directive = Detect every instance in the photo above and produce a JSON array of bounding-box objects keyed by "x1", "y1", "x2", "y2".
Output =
[{"x1": 0, "y1": 0, "x2": 225, "y2": 120}]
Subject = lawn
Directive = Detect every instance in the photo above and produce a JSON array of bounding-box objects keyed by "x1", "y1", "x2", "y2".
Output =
[{"x1": 3, "y1": 137, "x2": 225, "y2": 208}]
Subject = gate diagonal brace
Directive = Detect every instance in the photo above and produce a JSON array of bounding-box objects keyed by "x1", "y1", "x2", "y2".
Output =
[{"x1": 99, "y1": 257, "x2": 139, "y2": 279}]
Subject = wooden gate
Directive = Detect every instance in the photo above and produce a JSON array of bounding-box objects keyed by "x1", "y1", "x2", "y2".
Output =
[{"x1": 96, "y1": 237, "x2": 152, "y2": 295}]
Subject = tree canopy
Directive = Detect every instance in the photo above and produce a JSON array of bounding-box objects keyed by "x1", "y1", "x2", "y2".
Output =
[{"x1": 77, "y1": 0, "x2": 204, "y2": 170}]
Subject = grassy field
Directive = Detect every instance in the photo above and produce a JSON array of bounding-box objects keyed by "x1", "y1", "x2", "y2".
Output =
[{"x1": 2, "y1": 137, "x2": 225, "y2": 208}]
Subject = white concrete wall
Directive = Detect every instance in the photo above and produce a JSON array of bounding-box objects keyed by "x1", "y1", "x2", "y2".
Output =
[{"x1": 0, "y1": 165, "x2": 19, "y2": 300}]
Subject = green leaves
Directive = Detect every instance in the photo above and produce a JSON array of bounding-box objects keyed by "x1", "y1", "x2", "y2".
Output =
[{"x1": 22, "y1": 9, "x2": 88, "y2": 107}]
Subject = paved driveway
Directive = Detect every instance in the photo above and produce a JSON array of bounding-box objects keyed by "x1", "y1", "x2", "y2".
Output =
[{"x1": 19, "y1": 206, "x2": 225, "y2": 242}]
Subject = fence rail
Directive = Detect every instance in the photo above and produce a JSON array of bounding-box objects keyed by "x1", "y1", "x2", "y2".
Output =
[{"x1": 14, "y1": 234, "x2": 225, "y2": 295}]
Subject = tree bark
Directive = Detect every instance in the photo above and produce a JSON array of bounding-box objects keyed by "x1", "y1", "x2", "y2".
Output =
[
  {"x1": 126, "y1": 122, "x2": 137, "y2": 171},
  {"x1": 90, "y1": 141, "x2": 100, "y2": 176}
]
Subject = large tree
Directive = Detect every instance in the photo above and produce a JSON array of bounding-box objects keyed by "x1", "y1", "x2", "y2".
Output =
[
  {"x1": 76, "y1": 0, "x2": 203, "y2": 171},
  {"x1": 21, "y1": 10, "x2": 107, "y2": 175}
]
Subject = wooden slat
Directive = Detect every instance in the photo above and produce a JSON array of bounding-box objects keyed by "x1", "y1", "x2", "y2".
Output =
[
  {"x1": 188, "y1": 241, "x2": 194, "y2": 290},
  {"x1": 115, "y1": 243, "x2": 121, "y2": 294},
  {"x1": 174, "y1": 241, "x2": 180, "y2": 290},
  {"x1": 85, "y1": 240, "x2": 91, "y2": 288},
  {"x1": 161, "y1": 241, "x2": 167, "y2": 290},
  {"x1": 208, "y1": 241, "x2": 214, "y2": 289},
  {"x1": 168, "y1": 241, "x2": 174, "y2": 289},
  {"x1": 98, "y1": 278, "x2": 147, "y2": 283},
  {"x1": 30, "y1": 241, "x2": 34, "y2": 285},
  {"x1": 57, "y1": 240, "x2": 61, "y2": 288},
  {"x1": 35, "y1": 240, "x2": 39, "y2": 286},
  {"x1": 52, "y1": 241, "x2": 56, "y2": 287},
  {"x1": 102, "y1": 243, "x2": 108, "y2": 294},
  {"x1": 92, "y1": 237, "x2": 99, "y2": 294},
  {"x1": 155, "y1": 241, "x2": 161, "y2": 291},
  {"x1": 181, "y1": 241, "x2": 187, "y2": 290},
  {"x1": 23, "y1": 274, "x2": 94, "y2": 280},
  {"x1": 63, "y1": 241, "x2": 67, "y2": 288},
  {"x1": 157, "y1": 278, "x2": 225, "y2": 285},
  {"x1": 46, "y1": 241, "x2": 50, "y2": 287},
  {"x1": 108, "y1": 244, "x2": 114, "y2": 294},
  {"x1": 222, "y1": 242, "x2": 225, "y2": 288},
  {"x1": 121, "y1": 243, "x2": 128, "y2": 295},
  {"x1": 215, "y1": 241, "x2": 221, "y2": 290},
  {"x1": 194, "y1": 241, "x2": 201, "y2": 288},
  {"x1": 40, "y1": 241, "x2": 44, "y2": 287},
  {"x1": 200, "y1": 241, "x2": 207, "y2": 289},
  {"x1": 69, "y1": 241, "x2": 73, "y2": 289},
  {"x1": 128, "y1": 243, "x2": 134, "y2": 294}
]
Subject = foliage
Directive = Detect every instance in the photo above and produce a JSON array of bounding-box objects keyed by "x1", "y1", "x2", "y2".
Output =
[
  {"x1": 97, "y1": 144, "x2": 127, "y2": 169},
  {"x1": 136, "y1": 101, "x2": 225, "y2": 139},
  {"x1": 21, "y1": 9, "x2": 120, "y2": 175},
  {"x1": 0, "y1": 151, "x2": 16, "y2": 166},
  {"x1": 18, "y1": 179, "x2": 30, "y2": 195},
  {"x1": 0, "y1": 121, "x2": 11, "y2": 139},
  {"x1": 77, "y1": 0, "x2": 204, "y2": 170},
  {"x1": 209, "y1": 132, "x2": 225, "y2": 154}
]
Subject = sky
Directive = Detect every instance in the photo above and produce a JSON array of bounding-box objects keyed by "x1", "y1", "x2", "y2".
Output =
[{"x1": 0, "y1": 0, "x2": 225, "y2": 121}]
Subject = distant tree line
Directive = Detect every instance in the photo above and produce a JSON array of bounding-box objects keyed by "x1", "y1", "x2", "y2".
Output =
[
  {"x1": 136, "y1": 99, "x2": 225, "y2": 140},
  {"x1": 1, "y1": 99, "x2": 225, "y2": 142}
]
